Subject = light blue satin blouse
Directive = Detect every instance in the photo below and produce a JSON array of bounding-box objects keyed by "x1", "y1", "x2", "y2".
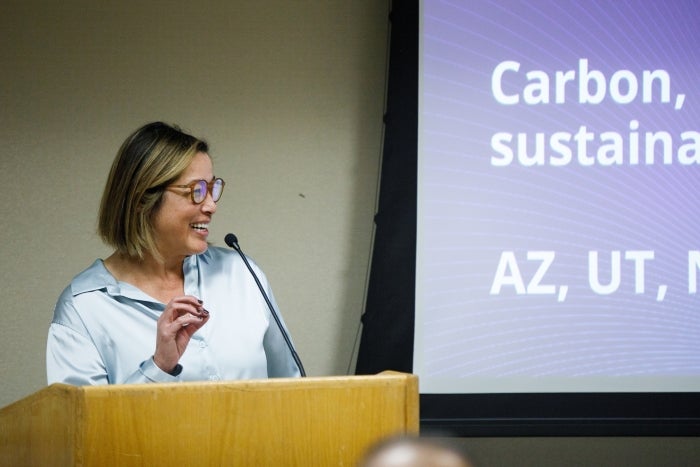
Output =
[{"x1": 46, "y1": 246, "x2": 301, "y2": 385}]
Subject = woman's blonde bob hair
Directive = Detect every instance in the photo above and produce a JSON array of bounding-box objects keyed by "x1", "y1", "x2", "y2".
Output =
[{"x1": 98, "y1": 122, "x2": 209, "y2": 260}]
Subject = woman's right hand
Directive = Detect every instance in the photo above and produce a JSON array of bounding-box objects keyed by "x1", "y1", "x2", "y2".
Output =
[{"x1": 152, "y1": 295, "x2": 210, "y2": 374}]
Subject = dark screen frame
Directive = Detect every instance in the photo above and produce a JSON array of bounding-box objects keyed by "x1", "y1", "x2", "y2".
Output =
[{"x1": 356, "y1": 0, "x2": 700, "y2": 437}]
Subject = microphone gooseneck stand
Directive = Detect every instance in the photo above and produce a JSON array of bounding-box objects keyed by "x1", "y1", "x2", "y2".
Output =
[{"x1": 224, "y1": 233, "x2": 306, "y2": 377}]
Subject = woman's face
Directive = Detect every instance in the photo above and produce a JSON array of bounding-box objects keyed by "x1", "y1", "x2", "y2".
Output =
[{"x1": 152, "y1": 152, "x2": 217, "y2": 261}]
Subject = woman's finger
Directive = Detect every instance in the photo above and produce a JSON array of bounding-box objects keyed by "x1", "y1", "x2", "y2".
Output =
[{"x1": 162, "y1": 297, "x2": 208, "y2": 322}]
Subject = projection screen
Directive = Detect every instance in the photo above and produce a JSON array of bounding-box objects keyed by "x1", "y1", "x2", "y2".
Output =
[{"x1": 415, "y1": 0, "x2": 700, "y2": 397}]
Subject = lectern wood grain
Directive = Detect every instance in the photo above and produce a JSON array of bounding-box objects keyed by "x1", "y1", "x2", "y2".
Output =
[{"x1": 0, "y1": 372, "x2": 418, "y2": 466}]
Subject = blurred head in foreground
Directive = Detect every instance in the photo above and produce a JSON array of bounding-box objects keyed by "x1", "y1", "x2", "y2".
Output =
[{"x1": 359, "y1": 435, "x2": 474, "y2": 467}]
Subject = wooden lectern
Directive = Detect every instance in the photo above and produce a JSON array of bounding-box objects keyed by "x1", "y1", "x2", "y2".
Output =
[{"x1": 0, "y1": 372, "x2": 418, "y2": 466}]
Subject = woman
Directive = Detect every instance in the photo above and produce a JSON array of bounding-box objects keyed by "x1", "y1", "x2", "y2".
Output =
[{"x1": 47, "y1": 122, "x2": 301, "y2": 385}]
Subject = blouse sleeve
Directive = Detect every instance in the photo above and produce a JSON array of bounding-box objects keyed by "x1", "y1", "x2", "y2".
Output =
[
  {"x1": 46, "y1": 295, "x2": 181, "y2": 385},
  {"x1": 46, "y1": 321, "x2": 109, "y2": 385}
]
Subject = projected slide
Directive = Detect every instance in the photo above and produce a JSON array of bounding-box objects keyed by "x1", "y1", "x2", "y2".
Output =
[{"x1": 415, "y1": 0, "x2": 700, "y2": 393}]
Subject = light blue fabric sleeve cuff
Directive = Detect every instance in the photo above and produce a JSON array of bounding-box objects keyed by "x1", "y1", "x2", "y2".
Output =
[{"x1": 137, "y1": 357, "x2": 182, "y2": 383}]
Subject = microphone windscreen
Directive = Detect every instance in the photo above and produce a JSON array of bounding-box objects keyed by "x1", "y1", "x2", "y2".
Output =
[{"x1": 224, "y1": 233, "x2": 238, "y2": 248}]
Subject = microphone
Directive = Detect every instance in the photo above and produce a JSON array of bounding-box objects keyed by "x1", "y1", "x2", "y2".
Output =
[{"x1": 224, "y1": 233, "x2": 306, "y2": 377}]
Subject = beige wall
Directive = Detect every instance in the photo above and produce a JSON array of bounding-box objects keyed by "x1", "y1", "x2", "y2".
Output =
[{"x1": 0, "y1": 0, "x2": 388, "y2": 406}]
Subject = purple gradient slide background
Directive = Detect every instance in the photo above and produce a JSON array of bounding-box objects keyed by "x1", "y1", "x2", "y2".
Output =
[{"x1": 416, "y1": 0, "x2": 700, "y2": 392}]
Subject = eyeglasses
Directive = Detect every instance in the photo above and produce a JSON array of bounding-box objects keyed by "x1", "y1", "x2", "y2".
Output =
[{"x1": 167, "y1": 178, "x2": 225, "y2": 204}]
